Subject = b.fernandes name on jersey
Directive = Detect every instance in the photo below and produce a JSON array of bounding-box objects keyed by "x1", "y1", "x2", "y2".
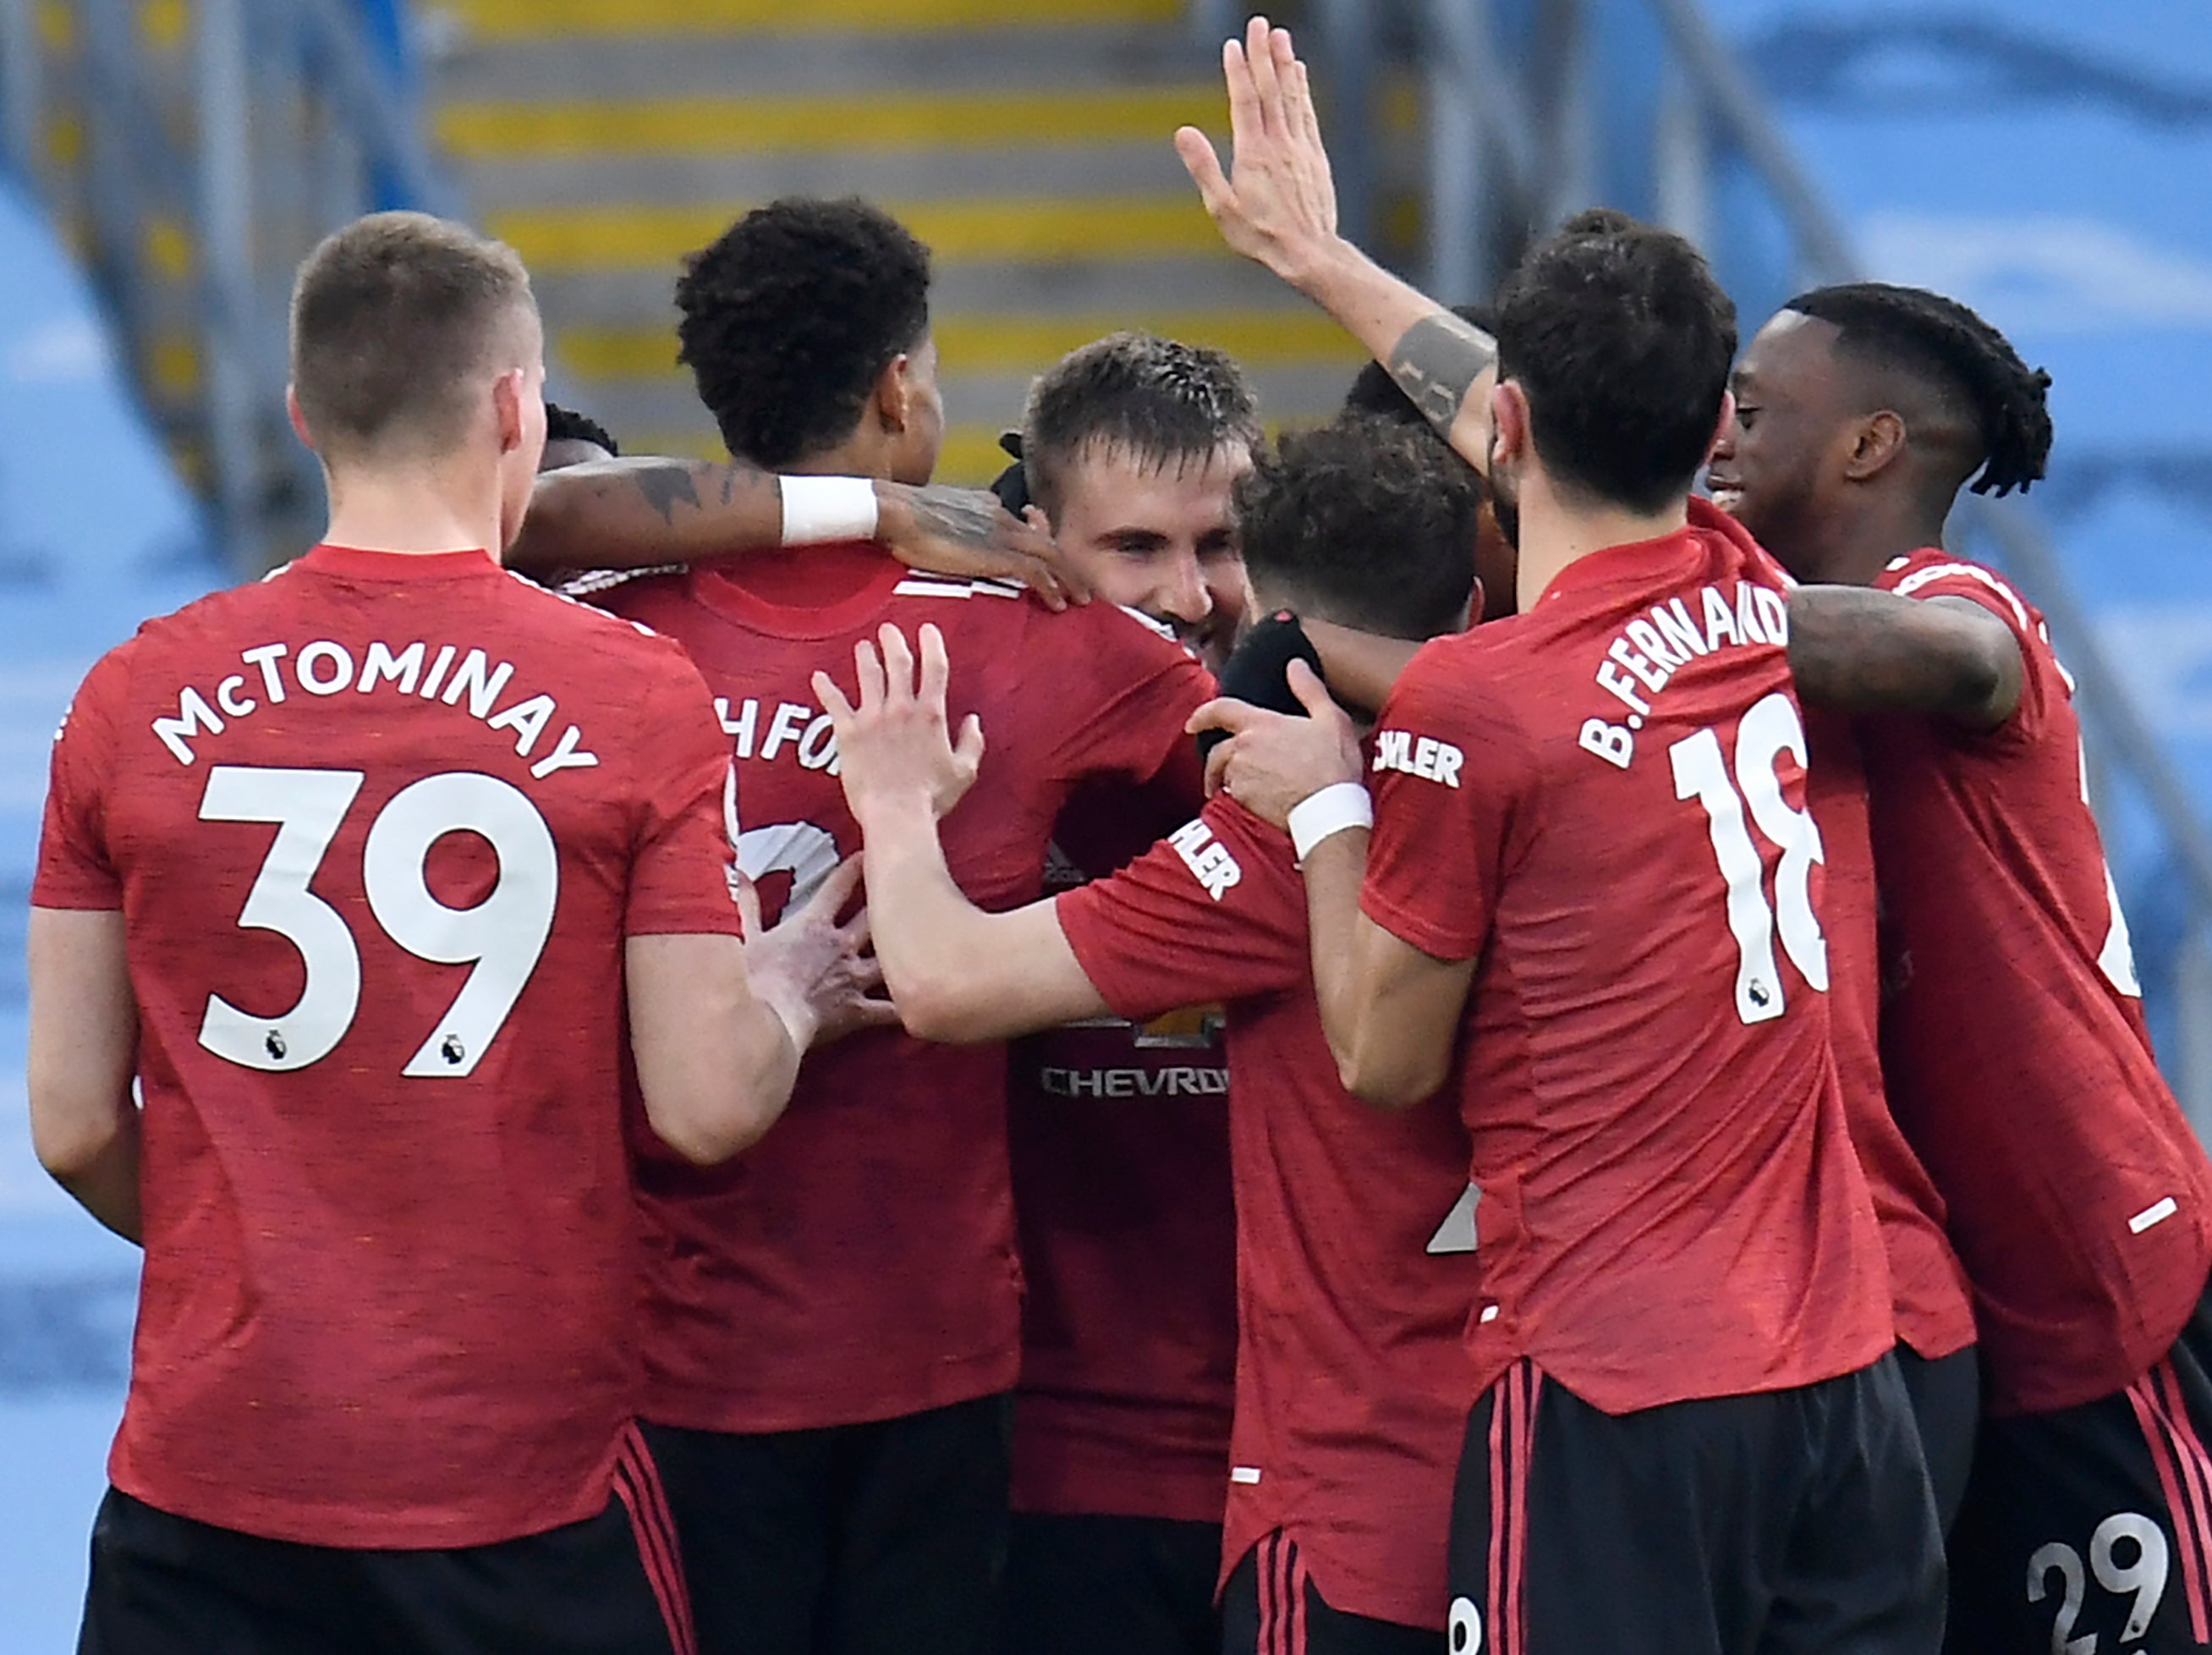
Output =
[{"x1": 1579, "y1": 578, "x2": 1789, "y2": 772}]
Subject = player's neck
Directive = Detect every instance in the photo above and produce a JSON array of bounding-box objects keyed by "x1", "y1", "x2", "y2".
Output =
[
  {"x1": 1512, "y1": 472, "x2": 1689, "y2": 612},
  {"x1": 321, "y1": 464, "x2": 504, "y2": 559},
  {"x1": 780, "y1": 434, "x2": 895, "y2": 483},
  {"x1": 1819, "y1": 497, "x2": 1951, "y2": 589}
]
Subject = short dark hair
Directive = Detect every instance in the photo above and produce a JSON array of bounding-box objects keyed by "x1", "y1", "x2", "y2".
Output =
[
  {"x1": 1493, "y1": 214, "x2": 1736, "y2": 513},
  {"x1": 1784, "y1": 282, "x2": 2053, "y2": 497},
  {"x1": 1021, "y1": 333, "x2": 1260, "y2": 519},
  {"x1": 289, "y1": 211, "x2": 534, "y2": 463},
  {"x1": 544, "y1": 401, "x2": 618, "y2": 457},
  {"x1": 1236, "y1": 415, "x2": 1479, "y2": 640},
  {"x1": 676, "y1": 197, "x2": 932, "y2": 467}
]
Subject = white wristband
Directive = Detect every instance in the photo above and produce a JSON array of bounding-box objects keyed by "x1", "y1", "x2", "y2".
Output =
[
  {"x1": 779, "y1": 475, "x2": 879, "y2": 546},
  {"x1": 1287, "y1": 782, "x2": 1373, "y2": 864}
]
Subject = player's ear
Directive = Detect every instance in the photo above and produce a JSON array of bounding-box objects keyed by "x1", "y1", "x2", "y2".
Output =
[
  {"x1": 1489, "y1": 379, "x2": 1530, "y2": 468},
  {"x1": 491, "y1": 366, "x2": 528, "y2": 454},
  {"x1": 1845, "y1": 410, "x2": 1908, "y2": 483},
  {"x1": 284, "y1": 385, "x2": 316, "y2": 453},
  {"x1": 875, "y1": 354, "x2": 913, "y2": 436}
]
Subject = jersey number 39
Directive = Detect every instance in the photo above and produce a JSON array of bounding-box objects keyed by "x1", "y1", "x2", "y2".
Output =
[{"x1": 195, "y1": 765, "x2": 557, "y2": 1077}]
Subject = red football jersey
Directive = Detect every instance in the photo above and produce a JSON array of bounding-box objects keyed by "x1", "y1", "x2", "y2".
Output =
[
  {"x1": 595, "y1": 547, "x2": 1214, "y2": 1431},
  {"x1": 1865, "y1": 549, "x2": 2212, "y2": 1415},
  {"x1": 1803, "y1": 707, "x2": 1977, "y2": 1361},
  {"x1": 1058, "y1": 793, "x2": 1475, "y2": 1632},
  {"x1": 30, "y1": 544, "x2": 742, "y2": 1548},
  {"x1": 1361, "y1": 501, "x2": 1892, "y2": 1415},
  {"x1": 1007, "y1": 788, "x2": 1237, "y2": 1526}
]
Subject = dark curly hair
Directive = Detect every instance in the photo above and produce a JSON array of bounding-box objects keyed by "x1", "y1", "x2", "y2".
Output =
[
  {"x1": 1021, "y1": 332, "x2": 1260, "y2": 520},
  {"x1": 1342, "y1": 303, "x2": 1498, "y2": 429},
  {"x1": 1493, "y1": 212, "x2": 1735, "y2": 513},
  {"x1": 1784, "y1": 282, "x2": 2052, "y2": 497},
  {"x1": 543, "y1": 401, "x2": 618, "y2": 457},
  {"x1": 675, "y1": 197, "x2": 932, "y2": 468},
  {"x1": 1236, "y1": 415, "x2": 1479, "y2": 641}
]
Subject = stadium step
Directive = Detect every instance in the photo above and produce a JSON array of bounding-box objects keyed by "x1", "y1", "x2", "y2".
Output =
[{"x1": 426, "y1": 3, "x2": 1369, "y2": 482}]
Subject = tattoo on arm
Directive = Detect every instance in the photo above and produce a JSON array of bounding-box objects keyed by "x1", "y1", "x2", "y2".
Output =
[
  {"x1": 1386, "y1": 312, "x2": 1499, "y2": 437},
  {"x1": 906, "y1": 487, "x2": 1007, "y2": 550},
  {"x1": 631, "y1": 461, "x2": 705, "y2": 525}
]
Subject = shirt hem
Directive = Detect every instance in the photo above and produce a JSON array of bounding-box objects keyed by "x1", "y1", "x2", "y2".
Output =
[{"x1": 642, "y1": 1347, "x2": 1020, "y2": 1434}]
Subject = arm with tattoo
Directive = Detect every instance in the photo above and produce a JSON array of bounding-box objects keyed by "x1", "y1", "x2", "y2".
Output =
[
  {"x1": 1176, "y1": 17, "x2": 1497, "y2": 473},
  {"x1": 1787, "y1": 586, "x2": 2024, "y2": 731},
  {"x1": 510, "y1": 457, "x2": 1082, "y2": 604}
]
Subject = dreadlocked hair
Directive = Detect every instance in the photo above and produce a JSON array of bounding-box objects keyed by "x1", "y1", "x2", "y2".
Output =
[{"x1": 1785, "y1": 282, "x2": 2053, "y2": 497}]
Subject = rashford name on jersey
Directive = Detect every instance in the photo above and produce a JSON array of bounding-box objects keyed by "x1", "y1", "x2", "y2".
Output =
[{"x1": 144, "y1": 635, "x2": 601, "y2": 778}]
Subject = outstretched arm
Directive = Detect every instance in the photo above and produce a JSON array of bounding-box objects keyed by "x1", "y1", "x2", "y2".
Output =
[
  {"x1": 513, "y1": 457, "x2": 1084, "y2": 607},
  {"x1": 1787, "y1": 586, "x2": 2023, "y2": 730},
  {"x1": 818, "y1": 623, "x2": 1111, "y2": 1043},
  {"x1": 1176, "y1": 16, "x2": 1497, "y2": 475}
]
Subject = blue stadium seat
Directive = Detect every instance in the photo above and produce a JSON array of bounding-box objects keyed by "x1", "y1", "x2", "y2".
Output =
[{"x1": 0, "y1": 174, "x2": 218, "y2": 1655}]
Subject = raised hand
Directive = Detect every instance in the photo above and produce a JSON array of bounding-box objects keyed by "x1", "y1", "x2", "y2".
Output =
[
  {"x1": 815, "y1": 622, "x2": 987, "y2": 825},
  {"x1": 1188, "y1": 658, "x2": 1364, "y2": 828},
  {"x1": 876, "y1": 485, "x2": 1089, "y2": 611},
  {"x1": 1174, "y1": 15, "x2": 1343, "y2": 294},
  {"x1": 741, "y1": 856, "x2": 899, "y2": 1052}
]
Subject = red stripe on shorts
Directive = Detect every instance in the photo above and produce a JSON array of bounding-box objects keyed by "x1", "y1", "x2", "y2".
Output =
[
  {"x1": 613, "y1": 1426, "x2": 698, "y2": 1655},
  {"x1": 2127, "y1": 1374, "x2": 2211, "y2": 1642},
  {"x1": 1486, "y1": 1372, "x2": 1509, "y2": 1655},
  {"x1": 2154, "y1": 1361, "x2": 2212, "y2": 1643}
]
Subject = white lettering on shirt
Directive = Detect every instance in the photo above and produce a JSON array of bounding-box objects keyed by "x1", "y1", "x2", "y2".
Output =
[
  {"x1": 1579, "y1": 580, "x2": 1787, "y2": 771},
  {"x1": 719, "y1": 697, "x2": 845, "y2": 778},
  {"x1": 1372, "y1": 729, "x2": 1465, "y2": 787},
  {"x1": 147, "y1": 637, "x2": 600, "y2": 778},
  {"x1": 1169, "y1": 818, "x2": 1242, "y2": 900}
]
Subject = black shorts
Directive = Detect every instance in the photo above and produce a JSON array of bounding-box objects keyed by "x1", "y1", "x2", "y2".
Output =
[
  {"x1": 1448, "y1": 1355, "x2": 1942, "y2": 1655},
  {"x1": 1948, "y1": 1278, "x2": 2212, "y2": 1653},
  {"x1": 1896, "y1": 1341, "x2": 1979, "y2": 1537},
  {"x1": 1220, "y1": 1533, "x2": 1436, "y2": 1655},
  {"x1": 1001, "y1": 1510, "x2": 1221, "y2": 1655},
  {"x1": 644, "y1": 1394, "x2": 1010, "y2": 1655},
  {"x1": 79, "y1": 1463, "x2": 691, "y2": 1655}
]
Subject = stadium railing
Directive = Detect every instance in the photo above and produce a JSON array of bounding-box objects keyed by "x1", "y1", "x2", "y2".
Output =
[
  {"x1": 0, "y1": 0, "x2": 454, "y2": 570},
  {"x1": 1205, "y1": 0, "x2": 2212, "y2": 1128}
]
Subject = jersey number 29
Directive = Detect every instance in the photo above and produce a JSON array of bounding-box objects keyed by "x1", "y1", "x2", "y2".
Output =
[
  {"x1": 1671, "y1": 692, "x2": 1829, "y2": 1025},
  {"x1": 195, "y1": 765, "x2": 557, "y2": 1077}
]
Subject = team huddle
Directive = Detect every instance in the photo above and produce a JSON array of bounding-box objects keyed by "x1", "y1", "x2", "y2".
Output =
[{"x1": 25, "y1": 16, "x2": 2212, "y2": 1655}]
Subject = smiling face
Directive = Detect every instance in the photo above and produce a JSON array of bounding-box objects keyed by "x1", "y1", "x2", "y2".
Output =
[
  {"x1": 1048, "y1": 439, "x2": 1254, "y2": 671},
  {"x1": 1706, "y1": 310, "x2": 1860, "y2": 580}
]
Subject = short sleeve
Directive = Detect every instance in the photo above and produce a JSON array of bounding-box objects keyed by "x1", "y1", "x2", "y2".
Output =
[
  {"x1": 624, "y1": 657, "x2": 745, "y2": 938},
  {"x1": 31, "y1": 641, "x2": 134, "y2": 910},
  {"x1": 1025, "y1": 606, "x2": 1214, "y2": 811},
  {"x1": 1879, "y1": 556, "x2": 2061, "y2": 747},
  {"x1": 1359, "y1": 639, "x2": 1532, "y2": 962},
  {"x1": 1057, "y1": 795, "x2": 1308, "y2": 1020}
]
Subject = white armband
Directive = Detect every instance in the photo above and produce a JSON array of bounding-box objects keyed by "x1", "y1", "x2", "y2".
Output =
[
  {"x1": 1287, "y1": 782, "x2": 1374, "y2": 864},
  {"x1": 779, "y1": 476, "x2": 879, "y2": 546}
]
